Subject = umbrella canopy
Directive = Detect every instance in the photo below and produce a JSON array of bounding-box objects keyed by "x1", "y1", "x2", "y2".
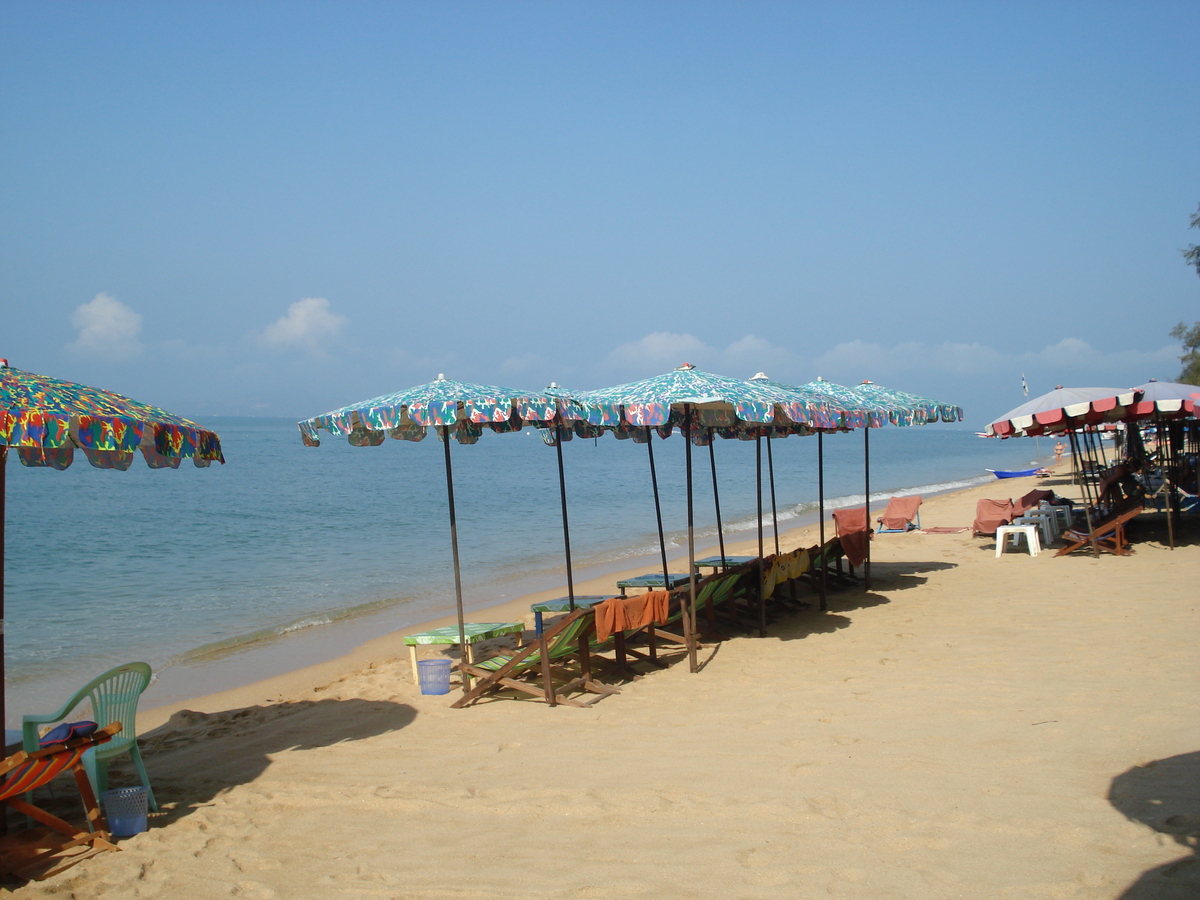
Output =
[
  {"x1": 854, "y1": 381, "x2": 964, "y2": 426},
  {"x1": 1, "y1": 360, "x2": 225, "y2": 731},
  {"x1": 1, "y1": 363, "x2": 224, "y2": 470},
  {"x1": 798, "y1": 378, "x2": 891, "y2": 429},
  {"x1": 298, "y1": 375, "x2": 556, "y2": 689},
  {"x1": 986, "y1": 386, "x2": 1139, "y2": 437},
  {"x1": 1129, "y1": 380, "x2": 1200, "y2": 418},
  {"x1": 298, "y1": 374, "x2": 555, "y2": 447}
]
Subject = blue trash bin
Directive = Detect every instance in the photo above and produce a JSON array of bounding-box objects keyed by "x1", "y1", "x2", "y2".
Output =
[
  {"x1": 102, "y1": 786, "x2": 149, "y2": 837},
  {"x1": 417, "y1": 658, "x2": 452, "y2": 695}
]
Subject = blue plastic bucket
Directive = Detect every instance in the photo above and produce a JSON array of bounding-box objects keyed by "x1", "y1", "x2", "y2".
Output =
[
  {"x1": 102, "y1": 786, "x2": 149, "y2": 837},
  {"x1": 417, "y1": 658, "x2": 452, "y2": 695}
]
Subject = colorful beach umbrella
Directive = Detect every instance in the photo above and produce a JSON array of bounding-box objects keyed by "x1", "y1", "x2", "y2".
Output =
[
  {"x1": 986, "y1": 386, "x2": 1138, "y2": 437},
  {"x1": 0, "y1": 360, "x2": 225, "y2": 731},
  {"x1": 298, "y1": 375, "x2": 556, "y2": 686},
  {"x1": 1128, "y1": 380, "x2": 1200, "y2": 419},
  {"x1": 854, "y1": 381, "x2": 964, "y2": 426},
  {"x1": 564, "y1": 364, "x2": 821, "y2": 659}
]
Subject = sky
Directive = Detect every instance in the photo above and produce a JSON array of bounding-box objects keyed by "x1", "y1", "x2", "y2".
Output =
[{"x1": 2, "y1": 1, "x2": 1197, "y2": 429}]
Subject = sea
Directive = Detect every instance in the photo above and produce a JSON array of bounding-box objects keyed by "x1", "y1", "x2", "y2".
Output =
[{"x1": 3, "y1": 417, "x2": 1050, "y2": 726}]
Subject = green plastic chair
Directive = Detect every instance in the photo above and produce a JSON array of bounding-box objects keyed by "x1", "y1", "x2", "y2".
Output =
[{"x1": 22, "y1": 662, "x2": 157, "y2": 811}]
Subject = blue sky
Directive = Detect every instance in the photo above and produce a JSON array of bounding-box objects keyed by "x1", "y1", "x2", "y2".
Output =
[{"x1": 2, "y1": 1, "x2": 1197, "y2": 428}]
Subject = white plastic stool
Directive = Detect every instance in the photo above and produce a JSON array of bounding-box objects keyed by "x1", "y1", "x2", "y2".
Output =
[
  {"x1": 1014, "y1": 510, "x2": 1056, "y2": 546},
  {"x1": 995, "y1": 524, "x2": 1040, "y2": 557},
  {"x1": 1043, "y1": 504, "x2": 1073, "y2": 532}
]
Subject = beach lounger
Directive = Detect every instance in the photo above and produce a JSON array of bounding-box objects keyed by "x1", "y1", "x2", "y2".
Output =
[
  {"x1": 0, "y1": 722, "x2": 122, "y2": 880},
  {"x1": 1054, "y1": 503, "x2": 1144, "y2": 557},
  {"x1": 22, "y1": 663, "x2": 157, "y2": 812},
  {"x1": 972, "y1": 498, "x2": 1015, "y2": 536},
  {"x1": 876, "y1": 496, "x2": 922, "y2": 533},
  {"x1": 451, "y1": 609, "x2": 619, "y2": 709}
]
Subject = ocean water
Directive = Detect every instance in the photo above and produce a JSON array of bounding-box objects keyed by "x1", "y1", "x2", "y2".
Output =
[{"x1": 3, "y1": 417, "x2": 1048, "y2": 725}]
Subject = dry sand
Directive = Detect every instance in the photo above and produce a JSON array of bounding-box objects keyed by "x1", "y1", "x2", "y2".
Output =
[{"x1": 9, "y1": 473, "x2": 1199, "y2": 899}]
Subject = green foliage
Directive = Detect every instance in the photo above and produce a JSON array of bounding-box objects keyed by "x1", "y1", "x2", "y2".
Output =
[
  {"x1": 1184, "y1": 203, "x2": 1200, "y2": 277},
  {"x1": 1170, "y1": 321, "x2": 1200, "y2": 385}
]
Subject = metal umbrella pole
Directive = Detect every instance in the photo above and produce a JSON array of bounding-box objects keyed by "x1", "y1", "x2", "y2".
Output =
[
  {"x1": 708, "y1": 434, "x2": 728, "y2": 570},
  {"x1": 863, "y1": 425, "x2": 872, "y2": 590},
  {"x1": 646, "y1": 435, "x2": 670, "y2": 583},
  {"x1": 554, "y1": 423, "x2": 576, "y2": 610},
  {"x1": 1067, "y1": 429, "x2": 1101, "y2": 559},
  {"x1": 756, "y1": 433, "x2": 766, "y2": 637},
  {"x1": 767, "y1": 434, "x2": 780, "y2": 556},
  {"x1": 817, "y1": 431, "x2": 827, "y2": 612},
  {"x1": 439, "y1": 426, "x2": 469, "y2": 686},
  {"x1": 1, "y1": 447, "x2": 6, "y2": 742},
  {"x1": 683, "y1": 405, "x2": 698, "y2": 672}
]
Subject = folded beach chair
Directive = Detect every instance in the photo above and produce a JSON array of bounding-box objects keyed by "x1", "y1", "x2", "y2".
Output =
[
  {"x1": 1013, "y1": 489, "x2": 1055, "y2": 517},
  {"x1": 832, "y1": 507, "x2": 872, "y2": 569},
  {"x1": 0, "y1": 722, "x2": 122, "y2": 881},
  {"x1": 1055, "y1": 503, "x2": 1144, "y2": 557},
  {"x1": 877, "y1": 496, "x2": 922, "y2": 533},
  {"x1": 972, "y1": 498, "x2": 1015, "y2": 536},
  {"x1": 451, "y1": 608, "x2": 619, "y2": 709}
]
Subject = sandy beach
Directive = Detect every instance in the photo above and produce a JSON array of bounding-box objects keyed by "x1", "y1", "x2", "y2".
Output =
[{"x1": 8, "y1": 472, "x2": 1198, "y2": 899}]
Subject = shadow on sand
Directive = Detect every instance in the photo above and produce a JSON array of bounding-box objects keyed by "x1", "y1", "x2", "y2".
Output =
[
  {"x1": 103, "y1": 697, "x2": 417, "y2": 829},
  {"x1": 1109, "y1": 749, "x2": 1200, "y2": 899}
]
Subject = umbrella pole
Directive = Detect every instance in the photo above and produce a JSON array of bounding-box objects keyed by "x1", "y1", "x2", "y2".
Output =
[
  {"x1": 555, "y1": 425, "x2": 576, "y2": 611},
  {"x1": 767, "y1": 434, "x2": 780, "y2": 556},
  {"x1": 1156, "y1": 412, "x2": 1175, "y2": 551},
  {"x1": 0, "y1": 447, "x2": 5, "y2": 835},
  {"x1": 1, "y1": 446, "x2": 6, "y2": 744},
  {"x1": 756, "y1": 434, "x2": 766, "y2": 637},
  {"x1": 646, "y1": 436, "x2": 670, "y2": 582},
  {"x1": 1068, "y1": 430, "x2": 1101, "y2": 559},
  {"x1": 708, "y1": 434, "x2": 727, "y2": 570},
  {"x1": 863, "y1": 426, "x2": 871, "y2": 591},
  {"x1": 440, "y1": 427, "x2": 469, "y2": 690},
  {"x1": 818, "y1": 431, "x2": 827, "y2": 612},
  {"x1": 684, "y1": 405, "x2": 698, "y2": 672}
]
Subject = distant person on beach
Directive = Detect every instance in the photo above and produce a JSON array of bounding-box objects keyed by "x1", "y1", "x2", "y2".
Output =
[{"x1": 1054, "y1": 441, "x2": 1065, "y2": 466}]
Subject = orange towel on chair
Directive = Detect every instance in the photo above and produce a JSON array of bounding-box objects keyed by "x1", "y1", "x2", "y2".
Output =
[
  {"x1": 595, "y1": 591, "x2": 670, "y2": 642},
  {"x1": 832, "y1": 507, "x2": 872, "y2": 568}
]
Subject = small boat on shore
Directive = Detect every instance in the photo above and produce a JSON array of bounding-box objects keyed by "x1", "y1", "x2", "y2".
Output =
[{"x1": 987, "y1": 467, "x2": 1041, "y2": 479}]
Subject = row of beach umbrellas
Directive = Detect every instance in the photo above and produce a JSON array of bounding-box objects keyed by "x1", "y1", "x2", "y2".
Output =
[
  {"x1": 296, "y1": 364, "x2": 964, "y2": 680},
  {"x1": 8, "y1": 359, "x2": 1197, "y2": 710}
]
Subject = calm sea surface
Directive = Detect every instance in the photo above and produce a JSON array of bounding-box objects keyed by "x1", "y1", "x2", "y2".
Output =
[{"x1": 4, "y1": 417, "x2": 1048, "y2": 725}]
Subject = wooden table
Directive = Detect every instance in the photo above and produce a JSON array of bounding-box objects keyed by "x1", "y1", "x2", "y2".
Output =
[
  {"x1": 529, "y1": 595, "x2": 614, "y2": 635},
  {"x1": 693, "y1": 555, "x2": 755, "y2": 573},
  {"x1": 402, "y1": 623, "x2": 525, "y2": 685},
  {"x1": 614, "y1": 573, "x2": 691, "y2": 596}
]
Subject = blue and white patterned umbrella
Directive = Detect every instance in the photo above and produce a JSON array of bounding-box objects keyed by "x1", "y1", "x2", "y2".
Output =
[{"x1": 299, "y1": 375, "x2": 556, "y2": 683}]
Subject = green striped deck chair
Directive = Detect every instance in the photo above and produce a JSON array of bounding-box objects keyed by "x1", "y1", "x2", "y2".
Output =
[{"x1": 451, "y1": 609, "x2": 619, "y2": 709}]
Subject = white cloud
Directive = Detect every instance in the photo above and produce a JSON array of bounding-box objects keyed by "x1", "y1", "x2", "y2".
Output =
[
  {"x1": 499, "y1": 352, "x2": 543, "y2": 377},
  {"x1": 259, "y1": 298, "x2": 347, "y2": 351},
  {"x1": 605, "y1": 332, "x2": 716, "y2": 376},
  {"x1": 67, "y1": 292, "x2": 143, "y2": 361}
]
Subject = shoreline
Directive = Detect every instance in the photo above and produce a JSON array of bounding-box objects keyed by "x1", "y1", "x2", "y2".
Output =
[{"x1": 138, "y1": 464, "x2": 1051, "y2": 733}]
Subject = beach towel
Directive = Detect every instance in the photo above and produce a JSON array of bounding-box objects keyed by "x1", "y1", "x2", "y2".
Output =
[
  {"x1": 880, "y1": 496, "x2": 922, "y2": 531},
  {"x1": 594, "y1": 591, "x2": 670, "y2": 642},
  {"x1": 972, "y1": 499, "x2": 1015, "y2": 535},
  {"x1": 832, "y1": 507, "x2": 872, "y2": 568},
  {"x1": 1015, "y1": 489, "x2": 1054, "y2": 516},
  {"x1": 921, "y1": 526, "x2": 969, "y2": 534}
]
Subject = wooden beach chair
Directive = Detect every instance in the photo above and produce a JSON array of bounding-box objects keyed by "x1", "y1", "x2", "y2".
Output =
[
  {"x1": 1054, "y1": 503, "x2": 1144, "y2": 557},
  {"x1": 451, "y1": 609, "x2": 619, "y2": 709},
  {"x1": 0, "y1": 722, "x2": 122, "y2": 881},
  {"x1": 876, "y1": 496, "x2": 922, "y2": 533}
]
